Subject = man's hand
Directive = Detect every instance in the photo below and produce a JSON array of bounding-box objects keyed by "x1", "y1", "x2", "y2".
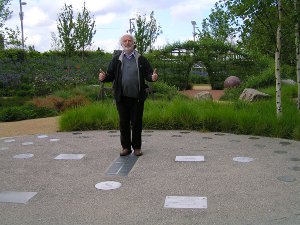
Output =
[
  {"x1": 99, "y1": 69, "x2": 106, "y2": 81},
  {"x1": 152, "y1": 68, "x2": 158, "y2": 81}
]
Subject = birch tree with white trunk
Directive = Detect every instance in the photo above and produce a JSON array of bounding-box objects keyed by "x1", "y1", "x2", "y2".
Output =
[
  {"x1": 275, "y1": 0, "x2": 283, "y2": 117},
  {"x1": 295, "y1": 0, "x2": 300, "y2": 110}
]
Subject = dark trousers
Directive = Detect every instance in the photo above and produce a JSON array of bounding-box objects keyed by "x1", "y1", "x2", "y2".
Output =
[{"x1": 116, "y1": 97, "x2": 144, "y2": 150}]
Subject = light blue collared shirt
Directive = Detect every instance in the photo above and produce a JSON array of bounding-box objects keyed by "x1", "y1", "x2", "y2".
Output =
[{"x1": 124, "y1": 51, "x2": 135, "y2": 60}]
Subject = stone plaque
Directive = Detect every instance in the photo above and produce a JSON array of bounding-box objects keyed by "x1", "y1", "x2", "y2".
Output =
[
  {"x1": 4, "y1": 139, "x2": 15, "y2": 143},
  {"x1": 164, "y1": 196, "x2": 207, "y2": 209},
  {"x1": 233, "y1": 157, "x2": 254, "y2": 163},
  {"x1": 0, "y1": 192, "x2": 37, "y2": 204},
  {"x1": 50, "y1": 139, "x2": 60, "y2": 142},
  {"x1": 54, "y1": 154, "x2": 85, "y2": 160},
  {"x1": 22, "y1": 142, "x2": 34, "y2": 146},
  {"x1": 105, "y1": 154, "x2": 138, "y2": 176},
  {"x1": 37, "y1": 135, "x2": 48, "y2": 139},
  {"x1": 175, "y1": 156, "x2": 205, "y2": 162},
  {"x1": 14, "y1": 153, "x2": 34, "y2": 159}
]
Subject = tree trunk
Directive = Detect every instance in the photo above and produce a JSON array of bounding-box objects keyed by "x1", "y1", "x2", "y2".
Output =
[
  {"x1": 295, "y1": 0, "x2": 300, "y2": 110},
  {"x1": 81, "y1": 46, "x2": 85, "y2": 63},
  {"x1": 275, "y1": 0, "x2": 282, "y2": 117}
]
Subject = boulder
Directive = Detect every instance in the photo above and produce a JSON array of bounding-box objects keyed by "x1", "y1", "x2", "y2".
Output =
[
  {"x1": 239, "y1": 88, "x2": 271, "y2": 102},
  {"x1": 194, "y1": 91, "x2": 213, "y2": 100},
  {"x1": 224, "y1": 76, "x2": 241, "y2": 88},
  {"x1": 282, "y1": 79, "x2": 296, "y2": 85}
]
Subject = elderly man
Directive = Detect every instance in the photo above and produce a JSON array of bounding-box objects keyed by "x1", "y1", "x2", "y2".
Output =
[{"x1": 99, "y1": 34, "x2": 158, "y2": 156}]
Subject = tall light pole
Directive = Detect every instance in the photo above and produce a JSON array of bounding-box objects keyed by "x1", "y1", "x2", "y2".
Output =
[
  {"x1": 19, "y1": 0, "x2": 27, "y2": 49},
  {"x1": 191, "y1": 20, "x2": 197, "y2": 42},
  {"x1": 128, "y1": 18, "x2": 135, "y2": 35}
]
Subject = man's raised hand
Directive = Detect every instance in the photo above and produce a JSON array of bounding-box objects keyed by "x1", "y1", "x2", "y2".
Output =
[
  {"x1": 99, "y1": 68, "x2": 106, "y2": 81},
  {"x1": 152, "y1": 68, "x2": 158, "y2": 81}
]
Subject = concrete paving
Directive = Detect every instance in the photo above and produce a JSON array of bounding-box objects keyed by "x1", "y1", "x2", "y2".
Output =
[{"x1": 0, "y1": 130, "x2": 299, "y2": 225}]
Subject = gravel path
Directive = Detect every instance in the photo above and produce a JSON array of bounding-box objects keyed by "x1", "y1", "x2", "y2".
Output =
[{"x1": 0, "y1": 116, "x2": 59, "y2": 137}]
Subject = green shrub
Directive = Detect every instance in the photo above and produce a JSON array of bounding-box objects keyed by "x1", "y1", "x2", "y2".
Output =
[
  {"x1": 53, "y1": 85, "x2": 100, "y2": 101},
  {"x1": 281, "y1": 64, "x2": 296, "y2": 79},
  {"x1": 150, "y1": 81, "x2": 179, "y2": 100},
  {"x1": 59, "y1": 96, "x2": 300, "y2": 140},
  {"x1": 0, "y1": 96, "x2": 31, "y2": 107},
  {"x1": 59, "y1": 101, "x2": 118, "y2": 131},
  {"x1": 245, "y1": 64, "x2": 275, "y2": 89},
  {"x1": 0, "y1": 104, "x2": 57, "y2": 122},
  {"x1": 147, "y1": 52, "x2": 191, "y2": 90},
  {"x1": 221, "y1": 61, "x2": 276, "y2": 101},
  {"x1": 0, "y1": 50, "x2": 113, "y2": 97}
]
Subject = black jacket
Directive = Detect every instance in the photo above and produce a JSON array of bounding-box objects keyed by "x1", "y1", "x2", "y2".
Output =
[{"x1": 103, "y1": 51, "x2": 154, "y2": 102}]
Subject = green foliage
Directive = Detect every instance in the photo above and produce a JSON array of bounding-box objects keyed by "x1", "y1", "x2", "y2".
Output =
[
  {"x1": 59, "y1": 101, "x2": 118, "y2": 131},
  {"x1": 0, "y1": 50, "x2": 112, "y2": 96},
  {"x1": 74, "y1": 2, "x2": 96, "y2": 57},
  {"x1": 199, "y1": 2, "x2": 237, "y2": 43},
  {"x1": 57, "y1": 4, "x2": 76, "y2": 56},
  {"x1": 150, "y1": 81, "x2": 179, "y2": 100},
  {"x1": 0, "y1": 0, "x2": 12, "y2": 29},
  {"x1": 146, "y1": 50, "x2": 193, "y2": 90},
  {"x1": 59, "y1": 94, "x2": 300, "y2": 140},
  {"x1": 221, "y1": 59, "x2": 276, "y2": 100},
  {"x1": 245, "y1": 64, "x2": 275, "y2": 89},
  {"x1": 53, "y1": 85, "x2": 99, "y2": 101},
  {"x1": 159, "y1": 39, "x2": 259, "y2": 90},
  {"x1": 189, "y1": 74, "x2": 209, "y2": 84},
  {"x1": 0, "y1": 96, "x2": 31, "y2": 107},
  {"x1": 222, "y1": 0, "x2": 296, "y2": 65},
  {"x1": 3, "y1": 26, "x2": 22, "y2": 48},
  {"x1": 281, "y1": 64, "x2": 296, "y2": 80},
  {"x1": 0, "y1": 48, "x2": 27, "y2": 61},
  {"x1": 0, "y1": 104, "x2": 57, "y2": 122},
  {"x1": 133, "y1": 11, "x2": 162, "y2": 54}
]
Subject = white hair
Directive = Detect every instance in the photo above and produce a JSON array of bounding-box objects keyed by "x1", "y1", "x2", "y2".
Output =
[{"x1": 119, "y1": 34, "x2": 135, "y2": 46}]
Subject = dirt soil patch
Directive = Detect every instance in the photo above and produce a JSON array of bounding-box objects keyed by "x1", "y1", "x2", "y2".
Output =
[{"x1": 0, "y1": 116, "x2": 60, "y2": 137}]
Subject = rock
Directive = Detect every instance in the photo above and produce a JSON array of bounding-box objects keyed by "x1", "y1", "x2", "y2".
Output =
[
  {"x1": 194, "y1": 91, "x2": 213, "y2": 100},
  {"x1": 224, "y1": 76, "x2": 241, "y2": 88},
  {"x1": 282, "y1": 79, "x2": 296, "y2": 85},
  {"x1": 239, "y1": 88, "x2": 271, "y2": 102}
]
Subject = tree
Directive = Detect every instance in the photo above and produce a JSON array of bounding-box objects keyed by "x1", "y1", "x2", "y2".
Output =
[
  {"x1": 0, "y1": 0, "x2": 12, "y2": 49},
  {"x1": 0, "y1": 0, "x2": 11, "y2": 29},
  {"x1": 50, "y1": 32, "x2": 61, "y2": 51},
  {"x1": 4, "y1": 26, "x2": 22, "y2": 48},
  {"x1": 295, "y1": 0, "x2": 300, "y2": 110},
  {"x1": 57, "y1": 4, "x2": 76, "y2": 57},
  {"x1": 198, "y1": 2, "x2": 237, "y2": 43},
  {"x1": 221, "y1": 0, "x2": 298, "y2": 116},
  {"x1": 221, "y1": 0, "x2": 295, "y2": 63},
  {"x1": 132, "y1": 11, "x2": 162, "y2": 54},
  {"x1": 74, "y1": 1, "x2": 96, "y2": 60},
  {"x1": 275, "y1": 0, "x2": 283, "y2": 117}
]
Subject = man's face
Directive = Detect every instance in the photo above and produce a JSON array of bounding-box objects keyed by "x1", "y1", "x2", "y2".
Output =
[{"x1": 121, "y1": 36, "x2": 134, "y2": 53}]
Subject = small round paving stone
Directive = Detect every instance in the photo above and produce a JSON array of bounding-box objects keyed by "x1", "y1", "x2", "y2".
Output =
[{"x1": 95, "y1": 181, "x2": 122, "y2": 190}]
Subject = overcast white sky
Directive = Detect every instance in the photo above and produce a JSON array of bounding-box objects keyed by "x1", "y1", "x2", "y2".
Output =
[{"x1": 5, "y1": 0, "x2": 217, "y2": 53}]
